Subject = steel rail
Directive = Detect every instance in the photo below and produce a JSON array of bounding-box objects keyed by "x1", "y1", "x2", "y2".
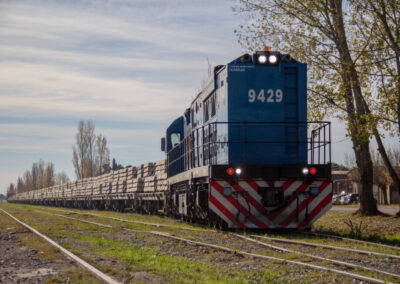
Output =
[
  {"x1": 303, "y1": 231, "x2": 400, "y2": 251},
  {"x1": 252, "y1": 235, "x2": 400, "y2": 259},
  {"x1": 235, "y1": 234, "x2": 400, "y2": 280},
  {"x1": 42, "y1": 207, "x2": 209, "y2": 232},
  {"x1": 0, "y1": 208, "x2": 121, "y2": 284},
  {"x1": 40, "y1": 211, "x2": 112, "y2": 228},
  {"x1": 33, "y1": 209, "x2": 388, "y2": 284}
]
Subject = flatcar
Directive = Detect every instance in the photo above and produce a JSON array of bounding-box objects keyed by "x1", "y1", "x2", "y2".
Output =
[
  {"x1": 8, "y1": 49, "x2": 332, "y2": 230},
  {"x1": 162, "y1": 48, "x2": 332, "y2": 229}
]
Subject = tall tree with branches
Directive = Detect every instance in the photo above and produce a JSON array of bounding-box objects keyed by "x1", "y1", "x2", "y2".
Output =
[
  {"x1": 72, "y1": 120, "x2": 96, "y2": 179},
  {"x1": 72, "y1": 120, "x2": 109, "y2": 179},
  {"x1": 233, "y1": 0, "x2": 380, "y2": 214},
  {"x1": 95, "y1": 134, "x2": 110, "y2": 175},
  {"x1": 350, "y1": 0, "x2": 400, "y2": 214}
]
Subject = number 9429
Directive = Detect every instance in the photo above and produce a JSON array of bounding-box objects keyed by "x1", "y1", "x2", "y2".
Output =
[{"x1": 248, "y1": 89, "x2": 283, "y2": 103}]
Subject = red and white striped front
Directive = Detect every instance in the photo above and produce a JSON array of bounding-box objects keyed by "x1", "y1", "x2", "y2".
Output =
[{"x1": 208, "y1": 178, "x2": 332, "y2": 229}]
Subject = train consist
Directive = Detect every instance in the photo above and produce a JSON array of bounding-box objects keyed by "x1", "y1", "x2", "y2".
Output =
[{"x1": 9, "y1": 49, "x2": 332, "y2": 229}]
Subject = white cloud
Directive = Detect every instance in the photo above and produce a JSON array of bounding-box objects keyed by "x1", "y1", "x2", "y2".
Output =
[
  {"x1": 0, "y1": 1, "x2": 239, "y2": 57},
  {"x1": 0, "y1": 62, "x2": 191, "y2": 121},
  {"x1": 0, "y1": 0, "x2": 244, "y2": 192}
]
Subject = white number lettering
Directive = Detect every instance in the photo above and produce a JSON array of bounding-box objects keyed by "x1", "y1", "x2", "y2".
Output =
[
  {"x1": 257, "y1": 89, "x2": 265, "y2": 102},
  {"x1": 276, "y1": 89, "x2": 283, "y2": 102},
  {"x1": 248, "y1": 89, "x2": 283, "y2": 103},
  {"x1": 267, "y1": 89, "x2": 274, "y2": 102},
  {"x1": 248, "y1": 89, "x2": 256, "y2": 102}
]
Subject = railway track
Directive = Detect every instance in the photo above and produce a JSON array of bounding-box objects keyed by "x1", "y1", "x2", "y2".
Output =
[
  {"x1": 251, "y1": 235, "x2": 400, "y2": 259},
  {"x1": 42, "y1": 206, "x2": 400, "y2": 256},
  {"x1": 237, "y1": 234, "x2": 400, "y2": 280},
  {"x1": 303, "y1": 231, "x2": 400, "y2": 251},
  {"x1": 24, "y1": 206, "x2": 400, "y2": 283},
  {"x1": 0, "y1": 208, "x2": 120, "y2": 284}
]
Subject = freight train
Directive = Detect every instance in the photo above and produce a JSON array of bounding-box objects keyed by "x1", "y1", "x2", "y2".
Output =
[{"x1": 9, "y1": 49, "x2": 332, "y2": 229}]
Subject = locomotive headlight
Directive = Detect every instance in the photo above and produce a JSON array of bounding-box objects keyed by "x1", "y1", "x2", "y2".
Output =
[
  {"x1": 302, "y1": 167, "x2": 309, "y2": 175},
  {"x1": 258, "y1": 55, "x2": 267, "y2": 64},
  {"x1": 268, "y1": 54, "x2": 278, "y2": 64},
  {"x1": 235, "y1": 168, "x2": 242, "y2": 175}
]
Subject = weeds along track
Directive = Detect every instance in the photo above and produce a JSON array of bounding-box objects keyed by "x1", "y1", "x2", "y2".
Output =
[
  {"x1": 250, "y1": 234, "x2": 400, "y2": 260},
  {"x1": 238, "y1": 234, "x2": 400, "y2": 280},
  {"x1": 31, "y1": 207, "x2": 400, "y2": 283},
  {"x1": 0, "y1": 208, "x2": 121, "y2": 284},
  {"x1": 303, "y1": 231, "x2": 400, "y2": 251}
]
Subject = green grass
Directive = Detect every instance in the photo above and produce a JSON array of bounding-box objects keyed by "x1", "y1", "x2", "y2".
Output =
[
  {"x1": 314, "y1": 211, "x2": 400, "y2": 246},
  {"x1": 76, "y1": 234, "x2": 284, "y2": 284},
  {"x1": 0, "y1": 204, "x2": 101, "y2": 283},
  {"x1": 2, "y1": 203, "x2": 390, "y2": 283}
]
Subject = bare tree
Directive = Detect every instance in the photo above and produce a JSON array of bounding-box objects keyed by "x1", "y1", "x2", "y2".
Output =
[
  {"x1": 37, "y1": 159, "x2": 45, "y2": 189},
  {"x1": 7, "y1": 160, "x2": 69, "y2": 194},
  {"x1": 6, "y1": 183, "x2": 16, "y2": 198},
  {"x1": 23, "y1": 170, "x2": 33, "y2": 191},
  {"x1": 95, "y1": 134, "x2": 110, "y2": 176},
  {"x1": 85, "y1": 120, "x2": 96, "y2": 177},
  {"x1": 42, "y1": 162, "x2": 55, "y2": 188},
  {"x1": 31, "y1": 163, "x2": 38, "y2": 190},
  {"x1": 73, "y1": 120, "x2": 86, "y2": 179},
  {"x1": 16, "y1": 176, "x2": 25, "y2": 193},
  {"x1": 72, "y1": 120, "x2": 96, "y2": 179},
  {"x1": 388, "y1": 148, "x2": 400, "y2": 166},
  {"x1": 55, "y1": 171, "x2": 70, "y2": 185}
]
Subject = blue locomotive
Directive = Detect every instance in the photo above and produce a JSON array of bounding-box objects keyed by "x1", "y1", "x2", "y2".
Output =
[{"x1": 162, "y1": 49, "x2": 332, "y2": 229}]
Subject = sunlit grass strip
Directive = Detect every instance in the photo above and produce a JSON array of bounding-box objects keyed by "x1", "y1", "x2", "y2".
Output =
[{"x1": 75, "y1": 234, "x2": 282, "y2": 284}]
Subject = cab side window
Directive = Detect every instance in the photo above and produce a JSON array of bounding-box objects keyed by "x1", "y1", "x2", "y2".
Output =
[{"x1": 171, "y1": 132, "x2": 181, "y2": 148}]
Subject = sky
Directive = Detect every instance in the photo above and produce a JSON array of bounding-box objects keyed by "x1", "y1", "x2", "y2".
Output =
[{"x1": 0, "y1": 0, "x2": 397, "y2": 195}]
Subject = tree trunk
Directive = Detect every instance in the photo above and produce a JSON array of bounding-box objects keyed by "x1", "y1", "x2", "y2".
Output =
[
  {"x1": 331, "y1": 0, "x2": 378, "y2": 215},
  {"x1": 357, "y1": 144, "x2": 377, "y2": 214},
  {"x1": 397, "y1": 56, "x2": 400, "y2": 135}
]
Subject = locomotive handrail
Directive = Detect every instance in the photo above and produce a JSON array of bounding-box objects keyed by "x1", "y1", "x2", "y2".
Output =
[{"x1": 167, "y1": 121, "x2": 331, "y2": 177}]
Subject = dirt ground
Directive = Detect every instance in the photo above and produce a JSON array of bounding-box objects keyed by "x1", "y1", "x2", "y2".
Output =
[
  {"x1": 0, "y1": 210, "x2": 101, "y2": 284},
  {"x1": 0, "y1": 229, "x2": 66, "y2": 283}
]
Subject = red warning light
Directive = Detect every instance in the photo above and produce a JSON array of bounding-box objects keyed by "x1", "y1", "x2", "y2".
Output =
[
  {"x1": 227, "y1": 168, "x2": 234, "y2": 175},
  {"x1": 310, "y1": 167, "x2": 317, "y2": 175}
]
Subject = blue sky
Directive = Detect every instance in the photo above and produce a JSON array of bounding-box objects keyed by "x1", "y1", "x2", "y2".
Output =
[{"x1": 0, "y1": 0, "x2": 397, "y2": 194}]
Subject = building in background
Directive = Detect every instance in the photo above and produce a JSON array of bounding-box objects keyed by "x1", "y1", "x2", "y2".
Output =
[{"x1": 332, "y1": 170, "x2": 399, "y2": 204}]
